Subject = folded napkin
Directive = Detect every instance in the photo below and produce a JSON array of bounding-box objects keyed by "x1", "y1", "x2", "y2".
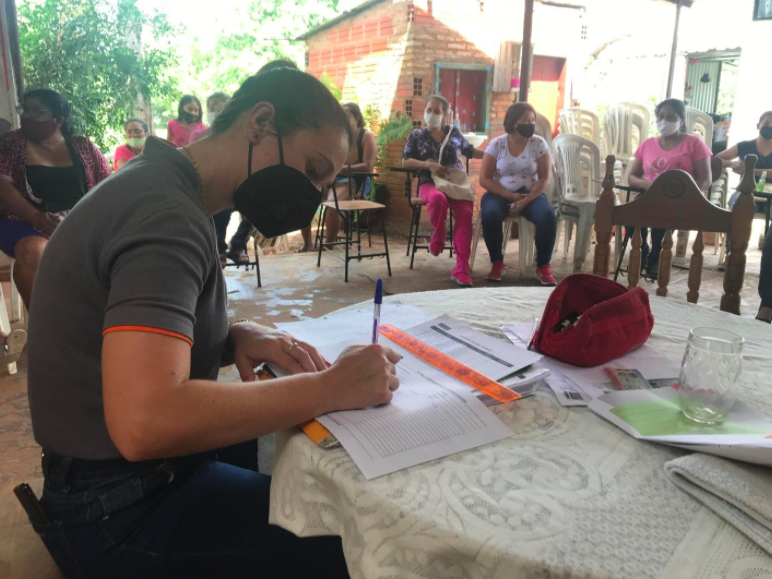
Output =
[{"x1": 665, "y1": 453, "x2": 772, "y2": 555}]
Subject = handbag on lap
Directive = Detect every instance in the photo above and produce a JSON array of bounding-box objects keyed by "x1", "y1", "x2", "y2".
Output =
[
  {"x1": 532, "y1": 273, "x2": 654, "y2": 367},
  {"x1": 431, "y1": 127, "x2": 475, "y2": 202}
]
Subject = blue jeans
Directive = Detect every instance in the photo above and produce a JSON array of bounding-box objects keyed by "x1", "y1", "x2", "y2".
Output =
[
  {"x1": 480, "y1": 192, "x2": 557, "y2": 267},
  {"x1": 36, "y1": 451, "x2": 349, "y2": 579},
  {"x1": 212, "y1": 210, "x2": 253, "y2": 254}
]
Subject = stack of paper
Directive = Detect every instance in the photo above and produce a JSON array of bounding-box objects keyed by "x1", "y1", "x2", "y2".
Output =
[
  {"x1": 589, "y1": 388, "x2": 772, "y2": 466},
  {"x1": 406, "y1": 315, "x2": 546, "y2": 405}
]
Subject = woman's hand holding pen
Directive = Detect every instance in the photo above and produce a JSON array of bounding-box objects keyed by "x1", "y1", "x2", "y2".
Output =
[{"x1": 324, "y1": 345, "x2": 402, "y2": 410}]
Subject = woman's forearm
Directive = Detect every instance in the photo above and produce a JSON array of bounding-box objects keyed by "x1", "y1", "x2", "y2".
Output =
[
  {"x1": 0, "y1": 181, "x2": 39, "y2": 222},
  {"x1": 402, "y1": 158, "x2": 430, "y2": 170},
  {"x1": 479, "y1": 177, "x2": 515, "y2": 200},
  {"x1": 343, "y1": 162, "x2": 372, "y2": 173},
  {"x1": 525, "y1": 178, "x2": 548, "y2": 202},
  {"x1": 110, "y1": 371, "x2": 332, "y2": 461}
]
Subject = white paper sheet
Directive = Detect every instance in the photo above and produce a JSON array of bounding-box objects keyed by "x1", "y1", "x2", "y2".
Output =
[
  {"x1": 406, "y1": 315, "x2": 542, "y2": 381},
  {"x1": 589, "y1": 388, "x2": 772, "y2": 467},
  {"x1": 274, "y1": 303, "x2": 433, "y2": 348},
  {"x1": 501, "y1": 325, "x2": 590, "y2": 406},
  {"x1": 503, "y1": 322, "x2": 681, "y2": 401},
  {"x1": 316, "y1": 338, "x2": 512, "y2": 479}
]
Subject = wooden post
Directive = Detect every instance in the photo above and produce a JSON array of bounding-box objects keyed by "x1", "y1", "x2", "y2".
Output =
[
  {"x1": 721, "y1": 155, "x2": 758, "y2": 314},
  {"x1": 656, "y1": 230, "x2": 674, "y2": 297},
  {"x1": 666, "y1": 0, "x2": 683, "y2": 98},
  {"x1": 592, "y1": 155, "x2": 617, "y2": 278},
  {"x1": 628, "y1": 229, "x2": 643, "y2": 289},
  {"x1": 518, "y1": 0, "x2": 534, "y2": 103},
  {"x1": 687, "y1": 231, "x2": 704, "y2": 303}
]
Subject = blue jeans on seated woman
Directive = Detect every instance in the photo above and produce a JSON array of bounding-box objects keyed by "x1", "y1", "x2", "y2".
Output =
[
  {"x1": 480, "y1": 191, "x2": 557, "y2": 267},
  {"x1": 36, "y1": 450, "x2": 349, "y2": 579}
]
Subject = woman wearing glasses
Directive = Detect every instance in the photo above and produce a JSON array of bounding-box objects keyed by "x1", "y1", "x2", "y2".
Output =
[{"x1": 0, "y1": 88, "x2": 111, "y2": 309}]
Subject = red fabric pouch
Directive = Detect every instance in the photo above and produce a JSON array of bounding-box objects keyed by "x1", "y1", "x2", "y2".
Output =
[{"x1": 532, "y1": 273, "x2": 654, "y2": 367}]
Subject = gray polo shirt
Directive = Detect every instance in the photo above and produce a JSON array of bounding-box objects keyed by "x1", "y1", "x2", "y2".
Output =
[{"x1": 27, "y1": 137, "x2": 228, "y2": 460}]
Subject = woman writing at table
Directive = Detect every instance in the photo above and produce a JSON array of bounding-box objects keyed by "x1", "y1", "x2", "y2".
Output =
[
  {"x1": 401, "y1": 95, "x2": 485, "y2": 287},
  {"x1": 298, "y1": 102, "x2": 377, "y2": 252},
  {"x1": 628, "y1": 98, "x2": 712, "y2": 279},
  {"x1": 26, "y1": 65, "x2": 400, "y2": 579},
  {"x1": 479, "y1": 102, "x2": 557, "y2": 285}
]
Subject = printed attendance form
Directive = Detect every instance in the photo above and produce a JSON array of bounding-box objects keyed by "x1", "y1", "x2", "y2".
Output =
[{"x1": 315, "y1": 335, "x2": 512, "y2": 480}]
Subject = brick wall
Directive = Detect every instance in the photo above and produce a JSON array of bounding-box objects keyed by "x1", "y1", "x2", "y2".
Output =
[{"x1": 304, "y1": 0, "x2": 518, "y2": 236}]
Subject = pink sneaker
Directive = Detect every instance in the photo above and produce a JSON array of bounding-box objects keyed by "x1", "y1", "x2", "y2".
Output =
[
  {"x1": 487, "y1": 261, "x2": 505, "y2": 281},
  {"x1": 451, "y1": 273, "x2": 473, "y2": 287},
  {"x1": 535, "y1": 265, "x2": 557, "y2": 286}
]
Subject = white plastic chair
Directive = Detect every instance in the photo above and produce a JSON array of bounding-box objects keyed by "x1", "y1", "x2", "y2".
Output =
[
  {"x1": 0, "y1": 253, "x2": 23, "y2": 323},
  {"x1": 685, "y1": 106, "x2": 713, "y2": 149},
  {"x1": 603, "y1": 103, "x2": 650, "y2": 178},
  {"x1": 558, "y1": 108, "x2": 601, "y2": 146},
  {"x1": 553, "y1": 134, "x2": 605, "y2": 272}
]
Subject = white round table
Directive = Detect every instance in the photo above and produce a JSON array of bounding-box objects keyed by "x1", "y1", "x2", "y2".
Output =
[{"x1": 269, "y1": 287, "x2": 772, "y2": 579}]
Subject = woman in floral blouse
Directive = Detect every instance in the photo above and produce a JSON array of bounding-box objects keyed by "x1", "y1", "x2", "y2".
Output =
[
  {"x1": 402, "y1": 95, "x2": 485, "y2": 286},
  {"x1": 0, "y1": 88, "x2": 111, "y2": 309}
]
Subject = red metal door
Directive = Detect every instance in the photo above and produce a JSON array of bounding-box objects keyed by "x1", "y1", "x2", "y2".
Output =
[{"x1": 438, "y1": 68, "x2": 486, "y2": 133}]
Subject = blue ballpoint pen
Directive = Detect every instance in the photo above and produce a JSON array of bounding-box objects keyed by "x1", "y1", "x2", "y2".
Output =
[{"x1": 372, "y1": 278, "x2": 383, "y2": 344}]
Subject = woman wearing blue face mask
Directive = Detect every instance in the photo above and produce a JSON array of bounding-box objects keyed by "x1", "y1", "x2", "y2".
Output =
[
  {"x1": 627, "y1": 98, "x2": 712, "y2": 278},
  {"x1": 25, "y1": 64, "x2": 401, "y2": 579}
]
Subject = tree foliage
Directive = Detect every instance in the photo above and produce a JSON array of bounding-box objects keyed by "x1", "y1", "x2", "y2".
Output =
[
  {"x1": 154, "y1": 0, "x2": 340, "y2": 126},
  {"x1": 18, "y1": 0, "x2": 179, "y2": 151}
]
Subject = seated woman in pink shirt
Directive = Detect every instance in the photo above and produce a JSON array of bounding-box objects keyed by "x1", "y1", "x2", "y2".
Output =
[
  {"x1": 166, "y1": 95, "x2": 205, "y2": 147},
  {"x1": 627, "y1": 98, "x2": 712, "y2": 279},
  {"x1": 113, "y1": 118, "x2": 149, "y2": 170}
]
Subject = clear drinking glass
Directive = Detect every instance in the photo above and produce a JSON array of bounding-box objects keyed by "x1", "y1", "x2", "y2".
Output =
[{"x1": 678, "y1": 327, "x2": 744, "y2": 424}]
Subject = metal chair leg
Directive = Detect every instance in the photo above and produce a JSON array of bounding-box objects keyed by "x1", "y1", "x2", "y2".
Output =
[
  {"x1": 449, "y1": 211, "x2": 455, "y2": 258},
  {"x1": 406, "y1": 206, "x2": 416, "y2": 256},
  {"x1": 317, "y1": 206, "x2": 326, "y2": 267},
  {"x1": 381, "y1": 210, "x2": 392, "y2": 277},
  {"x1": 365, "y1": 210, "x2": 372, "y2": 247},
  {"x1": 344, "y1": 212, "x2": 351, "y2": 283},
  {"x1": 410, "y1": 206, "x2": 422, "y2": 269},
  {"x1": 314, "y1": 206, "x2": 323, "y2": 250},
  {"x1": 254, "y1": 240, "x2": 262, "y2": 287}
]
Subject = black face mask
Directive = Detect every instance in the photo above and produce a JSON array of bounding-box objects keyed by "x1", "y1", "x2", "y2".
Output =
[
  {"x1": 233, "y1": 128, "x2": 322, "y2": 239},
  {"x1": 516, "y1": 123, "x2": 536, "y2": 138},
  {"x1": 761, "y1": 126, "x2": 772, "y2": 140},
  {"x1": 181, "y1": 111, "x2": 199, "y2": 124}
]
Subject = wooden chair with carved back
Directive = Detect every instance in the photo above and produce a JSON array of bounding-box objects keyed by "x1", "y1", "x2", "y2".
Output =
[{"x1": 593, "y1": 154, "x2": 758, "y2": 314}]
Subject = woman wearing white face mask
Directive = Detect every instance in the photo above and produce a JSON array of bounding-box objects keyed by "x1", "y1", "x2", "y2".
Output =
[
  {"x1": 627, "y1": 98, "x2": 712, "y2": 279},
  {"x1": 401, "y1": 95, "x2": 485, "y2": 286},
  {"x1": 114, "y1": 118, "x2": 149, "y2": 170}
]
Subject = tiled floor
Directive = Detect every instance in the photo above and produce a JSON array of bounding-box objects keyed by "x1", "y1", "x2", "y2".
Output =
[{"x1": 0, "y1": 228, "x2": 767, "y2": 576}]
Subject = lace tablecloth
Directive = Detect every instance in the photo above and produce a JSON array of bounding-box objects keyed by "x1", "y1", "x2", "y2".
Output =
[{"x1": 269, "y1": 288, "x2": 772, "y2": 579}]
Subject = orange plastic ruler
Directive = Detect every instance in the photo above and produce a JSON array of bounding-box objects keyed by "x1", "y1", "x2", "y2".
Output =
[{"x1": 379, "y1": 324, "x2": 520, "y2": 403}]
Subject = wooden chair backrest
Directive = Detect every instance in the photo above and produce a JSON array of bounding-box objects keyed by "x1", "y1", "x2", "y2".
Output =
[{"x1": 593, "y1": 154, "x2": 758, "y2": 314}]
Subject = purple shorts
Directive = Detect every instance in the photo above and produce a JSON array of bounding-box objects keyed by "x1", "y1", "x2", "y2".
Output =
[{"x1": 0, "y1": 217, "x2": 44, "y2": 258}]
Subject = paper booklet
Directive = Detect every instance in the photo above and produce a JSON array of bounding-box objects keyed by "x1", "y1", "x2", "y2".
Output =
[
  {"x1": 502, "y1": 322, "x2": 681, "y2": 406},
  {"x1": 589, "y1": 388, "x2": 772, "y2": 467}
]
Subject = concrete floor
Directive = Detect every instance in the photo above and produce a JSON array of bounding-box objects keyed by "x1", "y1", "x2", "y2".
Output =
[{"x1": 0, "y1": 226, "x2": 767, "y2": 577}]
